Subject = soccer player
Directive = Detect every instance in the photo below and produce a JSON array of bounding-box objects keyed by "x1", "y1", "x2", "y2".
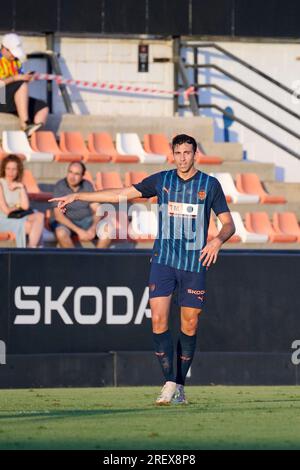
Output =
[{"x1": 50, "y1": 134, "x2": 235, "y2": 405}]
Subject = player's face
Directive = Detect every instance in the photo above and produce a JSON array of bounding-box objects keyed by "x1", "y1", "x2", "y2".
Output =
[{"x1": 173, "y1": 143, "x2": 195, "y2": 173}]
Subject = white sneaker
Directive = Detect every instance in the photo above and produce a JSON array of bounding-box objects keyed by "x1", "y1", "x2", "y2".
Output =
[
  {"x1": 155, "y1": 381, "x2": 177, "y2": 405},
  {"x1": 171, "y1": 384, "x2": 188, "y2": 405}
]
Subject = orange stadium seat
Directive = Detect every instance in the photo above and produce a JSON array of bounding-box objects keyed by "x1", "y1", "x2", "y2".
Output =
[
  {"x1": 84, "y1": 170, "x2": 95, "y2": 189},
  {"x1": 31, "y1": 131, "x2": 82, "y2": 162},
  {"x1": 0, "y1": 145, "x2": 8, "y2": 159},
  {"x1": 195, "y1": 149, "x2": 223, "y2": 165},
  {"x1": 88, "y1": 132, "x2": 138, "y2": 163},
  {"x1": 60, "y1": 132, "x2": 107, "y2": 163},
  {"x1": 124, "y1": 171, "x2": 150, "y2": 202},
  {"x1": 272, "y1": 212, "x2": 300, "y2": 242},
  {"x1": 124, "y1": 171, "x2": 148, "y2": 187},
  {"x1": 0, "y1": 231, "x2": 15, "y2": 241},
  {"x1": 144, "y1": 134, "x2": 173, "y2": 163},
  {"x1": 0, "y1": 231, "x2": 16, "y2": 247},
  {"x1": 245, "y1": 212, "x2": 297, "y2": 242},
  {"x1": 96, "y1": 172, "x2": 123, "y2": 191},
  {"x1": 236, "y1": 173, "x2": 286, "y2": 204},
  {"x1": 22, "y1": 169, "x2": 52, "y2": 201}
]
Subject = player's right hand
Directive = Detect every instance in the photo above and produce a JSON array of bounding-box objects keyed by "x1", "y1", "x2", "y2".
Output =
[{"x1": 49, "y1": 194, "x2": 77, "y2": 212}]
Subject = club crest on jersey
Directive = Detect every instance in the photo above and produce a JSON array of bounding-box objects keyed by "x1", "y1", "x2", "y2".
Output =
[{"x1": 198, "y1": 190, "x2": 206, "y2": 201}]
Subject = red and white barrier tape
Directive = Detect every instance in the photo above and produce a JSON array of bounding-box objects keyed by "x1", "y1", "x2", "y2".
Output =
[{"x1": 33, "y1": 73, "x2": 195, "y2": 98}]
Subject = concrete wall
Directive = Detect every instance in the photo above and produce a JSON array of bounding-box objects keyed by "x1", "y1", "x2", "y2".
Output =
[
  {"x1": 20, "y1": 35, "x2": 174, "y2": 117},
  {"x1": 183, "y1": 41, "x2": 300, "y2": 182}
]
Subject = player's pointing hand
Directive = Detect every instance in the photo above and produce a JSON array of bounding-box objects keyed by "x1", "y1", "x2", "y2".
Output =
[{"x1": 48, "y1": 194, "x2": 77, "y2": 213}]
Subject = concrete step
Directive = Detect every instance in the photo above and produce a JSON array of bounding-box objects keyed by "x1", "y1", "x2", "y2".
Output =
[
  {"x1": 228, "y1": 202, "x2": 300, "y2": 219},
  {"x1": 25, "y1": 160, "x2": 276, "y2": 184},
  {"x1": 201, "y1": 142, "x2": 243, "y2": 161},
  {"x1": 0, "y1": 113, "x2": 215, "y2": 143},
  {"x1": 264, "y1": 181, "x2": 300, "y2": 203},
  {"x1": 55, "y1": 114, "x2": 215, "y2": 142}
]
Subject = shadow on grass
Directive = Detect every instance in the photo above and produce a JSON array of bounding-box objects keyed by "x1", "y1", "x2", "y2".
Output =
[{"x1": 0, "y1": 408, "x2": 154, "y2": 421}]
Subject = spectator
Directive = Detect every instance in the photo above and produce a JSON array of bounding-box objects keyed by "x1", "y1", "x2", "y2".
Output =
[
  {"x1": 0, "y1": 155, "x2": 44, "y2": 247},
  {"x1": 52, "y1": 162, "x2": 113, "y2": 248},
  {"x1": 0, "y1": 33, "x2": 49, "y2": 136}
]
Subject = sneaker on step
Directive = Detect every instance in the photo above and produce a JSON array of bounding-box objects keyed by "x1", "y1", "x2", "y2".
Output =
[
  {"x1": 172, "y1": 384, "x2": 188, "y2": 404},
  {"x1": 155, "y1": 381, "x2": 176, "y2": 405},
  {"x1": 24, "y1": 122, "x2": 43, "y2": 137}
]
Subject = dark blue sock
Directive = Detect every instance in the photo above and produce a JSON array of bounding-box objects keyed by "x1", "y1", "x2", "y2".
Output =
[
  {"x1": 153, "y1": 330, "x2": 175, "y2": 382},
  {"x1": 176, "y1": 331, "x2": 197, "y2": 385}
]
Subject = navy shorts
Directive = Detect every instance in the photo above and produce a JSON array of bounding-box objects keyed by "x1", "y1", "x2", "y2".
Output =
[{"x1": 149, "y1": 262, "x2": 206, "y2": 309}]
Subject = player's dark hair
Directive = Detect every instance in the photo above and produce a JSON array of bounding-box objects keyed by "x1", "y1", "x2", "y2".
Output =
[
  {"x1": 68, "y1": 161, "x2": 86, "y2": 176},
  {"x1": 172, "y1": 134, "x2": 197, "y2": 154}
]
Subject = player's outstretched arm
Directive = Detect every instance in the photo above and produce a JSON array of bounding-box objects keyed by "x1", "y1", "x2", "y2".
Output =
[
  {"x1": 200, "y1": 212, "x2": 235, "y2": 268},
  {"x1": 49, "y1": 186, "x2": 142, "y2": 212}
]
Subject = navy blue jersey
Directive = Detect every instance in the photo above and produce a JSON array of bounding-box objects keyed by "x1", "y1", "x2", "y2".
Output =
[{"x1": 133, "y1": 169, "x2": 229, "y2": 273}]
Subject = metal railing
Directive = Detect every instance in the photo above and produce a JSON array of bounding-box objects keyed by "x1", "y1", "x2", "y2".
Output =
[
  {"x1": 178, "y1": 42, "x2": 300, "y2": 161},
  {"x1": 27, "y1": 51, "x2": 74, "y2": 114}
]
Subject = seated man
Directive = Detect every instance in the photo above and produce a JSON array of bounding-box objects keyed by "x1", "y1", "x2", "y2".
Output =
[
  {"x1": 52, "y1": 162, "x2": 112, "y2": 248},
  {"x1": 0, "y1": 33, "x2": 48, "y2": 136}
]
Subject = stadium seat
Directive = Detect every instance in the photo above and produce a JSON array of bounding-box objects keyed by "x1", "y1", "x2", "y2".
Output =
[
  {"x1": 236, "y1": 173, "x2": 286, "y2": 204},
  {"x1": 0, "y1": 231, "x2": 16, "y2": 247},
  {"x1": 0, "y1": 145, "x2": 8, "y2": 159},
  {"x1": 96, "y1": 172, "x2": 124, "y2": 191},
  {"x1": 31, "y1": 131, "x2": 82, "y2": 162},
  {"x1": 116, "y1": 133, "x2": 166, "y2": 164},
  {"x1": 124, "y1": 171, "x2": 148, "y2": 187},
  {"x1": 60, "y1": 132, "x2": 104, "y2": 163},
  {"x1": 144, "y1": 134, "x2": 173, "y2": 163},
  {"x1": 128, "y1": 208, "x2": 158, "y2": 241},
  {"x1": 84, "y1": 170, "x2": 96, "y2": 189},
  {"x1": 211, "y1": 172, "x2": 260, "y2": 204},
  {"x1": 88, "y1": 132, "x2": 138, "y2": 163},
  {"x1": 195, "y1": 148, "x2": 223, "y2": 165},
  {"x1": 22, "y1": 169, "x2": 53, "y2": 201},
  {"x1": 218, "y1": 211, "x2": 268, "y2": 243},
  {"x1": 272, "y1": 212, "x2": 300, "y2": 242},
  {"x1": 208, "y1": 214, "x2": 241, "y2": 243},
  {"x1": 2, "y1": 131, "x2": 53, "y2": 162},
  {"x1": 245, "y1": 212, "x2": 297, "y2": 242}
]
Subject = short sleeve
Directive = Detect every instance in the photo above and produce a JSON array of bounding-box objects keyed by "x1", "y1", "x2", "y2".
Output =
[
  {"x1": 17, "y1": 60, "x2": 24, "y2": 74},
  {"x1": 132, "y1": 173, "x2": 160, "y2": 198},
  {"x1": 52, "y1": 180, "x2": 67, "y2": 207},
  {"x1": 211, "y1": 179, "x2": 229, "y2": 215},
  {"x1": 82, "y1": 180, "x2": 94, "y2": 193}
]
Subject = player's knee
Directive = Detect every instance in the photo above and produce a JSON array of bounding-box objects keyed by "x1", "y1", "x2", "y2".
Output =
[
  {"x1": 182, "y1": 317, "x2": 199, "y2": 335},
  {"x1": 151, "y1": 312, "x2": 168, "y2": 332}
]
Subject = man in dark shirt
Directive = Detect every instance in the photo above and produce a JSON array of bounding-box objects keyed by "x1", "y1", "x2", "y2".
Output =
[{"x1": 52, "y1": 161, "x2": 112, "y2": 248}]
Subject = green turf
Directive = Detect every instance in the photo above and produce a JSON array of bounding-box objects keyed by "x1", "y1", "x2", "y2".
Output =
[{"x1": 0, "y1": 386, "x2": 300, "y2": 450}]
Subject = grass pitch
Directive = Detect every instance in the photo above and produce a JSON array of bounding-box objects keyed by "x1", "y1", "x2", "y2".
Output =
[{"x1": 0, "y1": 386, "x2": 300, "y2": 450}]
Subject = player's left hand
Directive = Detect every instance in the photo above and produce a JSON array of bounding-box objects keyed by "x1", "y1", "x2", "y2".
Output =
[{"x1": 199, "y1": 237, "x2": 222, "y2": 268}]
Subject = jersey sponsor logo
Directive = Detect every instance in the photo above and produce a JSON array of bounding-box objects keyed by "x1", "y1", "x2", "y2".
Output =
[
  {"x1": 168, "y1": 201, "x2": 198, "y2": 218},
  {"x1": 198, "y1": 190, "x2": 206, "y2": 201}
]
